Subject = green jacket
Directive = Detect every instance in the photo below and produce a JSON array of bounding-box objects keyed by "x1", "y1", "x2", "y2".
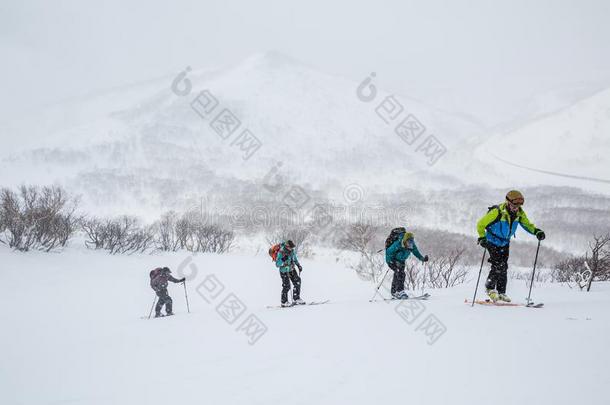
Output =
[{"x1": 477, "y1": 202, "x2": 539, "y2": 247}]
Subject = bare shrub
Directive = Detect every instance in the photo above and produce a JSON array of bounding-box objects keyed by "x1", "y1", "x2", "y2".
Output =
[
  {"x1": 426, "y1": 248, "x2": 469, "y2": 288},
  {"x1": 338, "y1": 223, "x2": 384, "y2": 282},
  {"x1": 0, "y1": 185, "x2": 79, "y2": 252},
  {"x1": 193, "y1": 223, "x2": 234, "y2": 253},
  {"x1": 266, "y1": 224, "x2": 311, "y2": 258},
  {"x1": 403, "y1": 262, "x2": 424, "y2": 291},
  {"x1": 174, "y1": 211, "x2": 234, "y2": 253},
  {"x1": 154, "y1": 211, "x2": 180, "y2": 252},
  {"x1": 82, "y1": 216, "x2": 154, "y2": 254},
  {"x1": 550, "y1": 234, "x2": 610, "y2": 291},
  {"x1": 552, "y1": 256, "x2": 591, "y2": 289},
  {"x1": 585, "y1": 234, "x2": 610, "y2": 290}
]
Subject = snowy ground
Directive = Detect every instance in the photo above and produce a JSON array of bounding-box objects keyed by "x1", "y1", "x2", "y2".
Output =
[{"x1": 2, "y1": 246, "x2": 609, "y2": 405}]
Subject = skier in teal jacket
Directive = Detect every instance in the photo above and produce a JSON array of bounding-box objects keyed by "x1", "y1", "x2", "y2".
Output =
[
  {"x1": 274, "y1": 240, "x2": 304, "y2": 307},
  {"x1": 385, "y1": 231, "x2": 428, "y2": 299}
]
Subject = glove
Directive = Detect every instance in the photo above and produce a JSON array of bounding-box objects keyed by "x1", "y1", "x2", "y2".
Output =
[
  {"x1": 422, "y1": 255, "x2": 429, "y2": 263},
  {"x1": 478, "y1": 237, "x2": 488, "y2": 249},
  {"x1": 296, "y1": 263, "x2": 303, "y2": 272},
  {"x1": 535, "y1": 229, "x2": 545, "y2": 241},
  {"x1": 180, "y1": 277, "x2": 186, "y2": 283}
]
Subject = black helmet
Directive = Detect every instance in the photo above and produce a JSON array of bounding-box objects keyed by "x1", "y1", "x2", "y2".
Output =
[{"x1": 286, "y1": 240, "x2": 295, "y2": 249}]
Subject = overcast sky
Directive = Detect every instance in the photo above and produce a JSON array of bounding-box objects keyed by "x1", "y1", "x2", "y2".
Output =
[{"x1": 1, "y1": 0, "x2": 609, "y2": 126}]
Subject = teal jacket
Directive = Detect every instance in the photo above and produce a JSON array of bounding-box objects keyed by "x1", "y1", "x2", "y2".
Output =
[
  {"x1": 275, "y1": 243, "x2": 300, "y2": 273},
  {"x1": 385, "y1": 238, "x2": 425, "y2": 265}
]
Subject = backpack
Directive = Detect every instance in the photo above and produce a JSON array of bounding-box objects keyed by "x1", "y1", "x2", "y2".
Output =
[
  {"x1": 486, "y1": 205, "x2": 502, "y2": 229},
  {"x1": 149, "y1": 268, "x2": 165, "y2": 291},
  {"x1": 268, "y1": 243, "x2": 281, "y2": 261},
  {"x1": 385, "y1": 227, "x2": 406, "y2": 249}
]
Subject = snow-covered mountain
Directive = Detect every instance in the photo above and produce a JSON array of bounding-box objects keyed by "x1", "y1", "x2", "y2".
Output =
[
  {"x1": 474, "y1": 87, "x2": 610, "y2": 194},
  {"x1": 1, "y1": 51, "x2": 608, "y2": 221},
  {"x1": 0, "y1": 52, "x2": 486, "y2": 216}
]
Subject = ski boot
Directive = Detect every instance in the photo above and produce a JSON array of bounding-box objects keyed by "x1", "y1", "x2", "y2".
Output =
[
  {"x1": 166, "y1": 312, "x2": 174, "y2": 316},
  {"x1": 281, "y1": 302, "x2": 292, "y2": 307},
  {"x1": 293, "y1": 298, "x2": 306, "y2": 305},
  {"x1": 392, "y1": 291, "x2": 409, "y2": 300},
  {"x1": 154, "y1": 312, "x2": 164, "y2": 318},
  {"x1": 486, "y1": 289, "x2": 499, "y2": 302},
  {"x1": 497, "y1": 293, "x2": 511, "y2": 303}
]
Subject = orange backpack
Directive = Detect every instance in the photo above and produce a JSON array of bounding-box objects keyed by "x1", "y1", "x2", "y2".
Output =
[{"x1": 268, "y1": 244, "x2": 281, "y2": 261}]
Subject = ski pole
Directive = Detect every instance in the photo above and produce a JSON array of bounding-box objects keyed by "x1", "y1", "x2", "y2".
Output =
[
  {"x1": 183, "y1": 281, "x2": 190, "y2": 313},
  {"x1": 147, "y1": 295, "x2": 157, "y2": 319},
  {"x1": 369, "y1": 268, "x2": 390, "y2": 302},
  {"x1": 471, "y1": 249, "x2": 487, "y2": 307},
  {"x1": 421, "y1": 261, "x2": 426, "y2": 295},
  {"x1": 526, "y1": 240, "x2": 541, "y2": 305}
]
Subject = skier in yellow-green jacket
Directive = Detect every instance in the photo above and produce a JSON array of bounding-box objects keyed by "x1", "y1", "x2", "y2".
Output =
[{"x1": 476, "y1": 190, "x2": 545, "y2": 302}]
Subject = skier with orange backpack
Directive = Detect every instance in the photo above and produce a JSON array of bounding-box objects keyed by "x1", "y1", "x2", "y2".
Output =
[{"x1": 269, "y1": 240, "x2": 304, "y2": 307}]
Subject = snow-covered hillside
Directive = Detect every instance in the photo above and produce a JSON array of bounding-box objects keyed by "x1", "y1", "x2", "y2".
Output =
[
  {"x1": 475, "y1": 88, "x2": 610, "y2": 193},
  {"x1": 0, "y1": 52, "x2": 488, "y2": 216},
  {"x1": 2, "y1": 246, "x2": 609, "y2": 405}
]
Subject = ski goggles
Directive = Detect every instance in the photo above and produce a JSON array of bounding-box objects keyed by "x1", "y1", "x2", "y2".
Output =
[{"x1": 506, "y1": 200, "x2": 522, "y2": 210}]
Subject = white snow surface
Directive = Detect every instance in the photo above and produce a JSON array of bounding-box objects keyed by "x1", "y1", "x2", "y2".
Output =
[{"x1": 2, "y1": 246, "x2": 609, "y2": 405}]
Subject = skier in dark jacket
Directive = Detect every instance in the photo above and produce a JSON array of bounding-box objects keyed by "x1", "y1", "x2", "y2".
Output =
[
  {"x1": 150, "y1": 267, "x2": 185, "y2": 317},
  {"x1": 275, "y1": 240, "x2": 304, "y2": 307},
  {"x1": 385, "y1": 231, "x2": 429, "y2": 299},
  {"x1": 476, "y1": 190, "x2": 545, "y2": 302}
]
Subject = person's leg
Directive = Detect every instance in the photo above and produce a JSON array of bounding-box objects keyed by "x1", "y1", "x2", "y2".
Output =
[
  {"x1": 485, "y1": 245, "x2": 502, "y2": 291},
  {"x1": 496, "y1": 245, "x2": 510, "y2": 294},
  {"x1": 165, "y1": 293, "x2": 174, "y2": 315},
  {"x1": 280, "y1": 272, "x2": 290, "y2": 304},
  {"x1": 390, "y1": 261, "x2": 405, "y2": 295},
  {"x1": 289, "y1": 270, "x2": 302, "y2": 300},
  {"x1": 396, "y1": 265, "x2": 406, "y2": 293},
  {"x1": 389, "y1": 262, "x2": 399, "y2": 295},
  {"x1": 155, "y1": 289, "x2": 167, "y2": 316}
]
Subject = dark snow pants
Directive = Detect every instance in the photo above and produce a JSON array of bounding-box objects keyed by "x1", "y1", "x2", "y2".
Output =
[
  {"x1": 155, "y1": 288, "x2": 173, "y2": 315},
  {"x1": 280, "y1": 270, "x2": 301, "y2": 304},
  {"x1": 388, "y1": 261, "x2": 406, "y2": 295},
  {"x1": 485, "y1": 243, "x2": 510, "y2": 294}
]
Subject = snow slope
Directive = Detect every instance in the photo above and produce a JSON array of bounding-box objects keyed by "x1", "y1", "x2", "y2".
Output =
[
  {"x1": 2, "y1": 246, "x2": 609, "y2": 405},
  {"x1": 475, "y1": 88, "x2": 610, "y2": 193}
]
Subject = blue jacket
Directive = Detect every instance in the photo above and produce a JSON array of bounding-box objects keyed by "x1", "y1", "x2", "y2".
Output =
[
  {"x1": 385, "y1": 238, "x2": 425, "y2": 265},
  {"x1": 477, "y1": 202, "x2": 538, "y2": 247},
  {"x1": 275, "y1": 243, "x2": 300, "y2": 273}
]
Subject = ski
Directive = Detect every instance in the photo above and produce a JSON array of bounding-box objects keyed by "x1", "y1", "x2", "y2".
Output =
[
  {"x1": 381, "y1": 293, "x2": 431, "y2": 301},
  {"x1": 141, "y1": 313, "x2": 179, "y2": 320},
  {"x1": 464, "y1": 298, "x2": 544, "y2": 308},
  {"x1": 266, "y1": 300, "x2": 330, "y2": 309}
]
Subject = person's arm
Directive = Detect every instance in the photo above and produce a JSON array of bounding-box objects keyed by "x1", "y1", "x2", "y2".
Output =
[
  {"x1": 519, "y1": 209, "x2": 544, "y2": 238},
  {"x1": 476, "y1": 207, "x2": 499, "y2": 238},
  {"x1": 292, "y1": 251, "x2": 302, "y2": 270},
  {"x1": 411, "y1": 241, "x2": 427, "y2": 261},
  {"x1": 168, "y1": 275, "x2": 185, "y2": 283}
]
